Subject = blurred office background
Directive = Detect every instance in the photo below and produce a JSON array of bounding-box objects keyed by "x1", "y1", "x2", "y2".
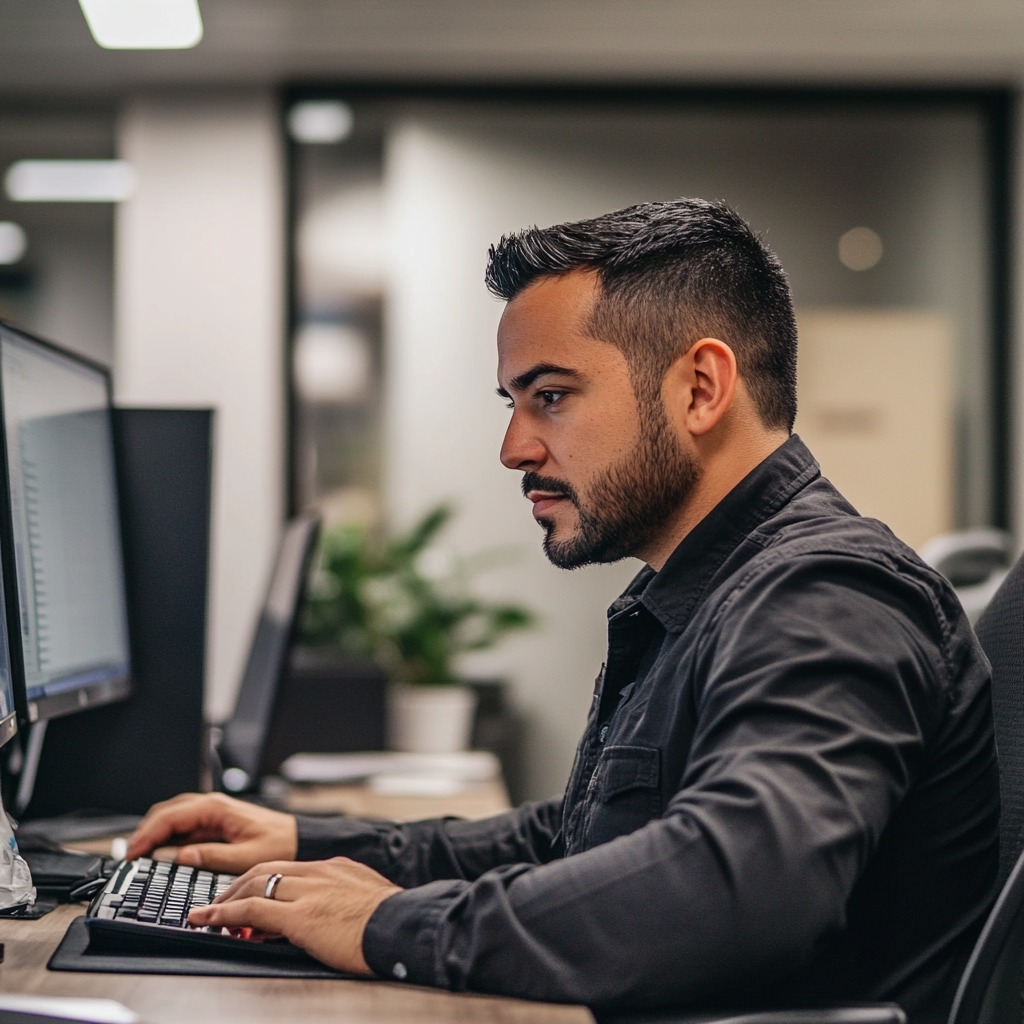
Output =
[{"x1": 0, "y1": 0, "x2": 1018, "y2": 800}]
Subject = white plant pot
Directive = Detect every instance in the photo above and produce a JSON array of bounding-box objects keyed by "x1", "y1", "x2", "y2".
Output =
[{"x1": 387, "y1": 683, "x2": 477, "y2": 754}]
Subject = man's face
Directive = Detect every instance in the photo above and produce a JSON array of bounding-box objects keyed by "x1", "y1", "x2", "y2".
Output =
[{"x1": 497, "y1": 271, "x2": 701, "y2": 569}]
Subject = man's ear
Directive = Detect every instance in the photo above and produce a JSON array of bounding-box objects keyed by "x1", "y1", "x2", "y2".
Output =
[{"x1": 663, "y1": 338, "x2": 737, "y2": 437}]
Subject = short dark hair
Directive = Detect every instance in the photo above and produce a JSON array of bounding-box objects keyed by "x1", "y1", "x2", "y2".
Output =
[{"x1": 485, "y1": 198, "x2": 797, "y2": 432}]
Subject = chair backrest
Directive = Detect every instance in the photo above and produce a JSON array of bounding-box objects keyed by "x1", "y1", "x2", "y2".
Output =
[
  {"x1": 948, "y1": 552, "x2": 1024, "y2": 1023},
  {"x1": 975, "y1": 551, "x2": 1024, "y2": 885},
  {"x1": 920, "y1": 528, "x2": 1013, "y2": 624},
  {"x1": 947, "y1": 840, "x2": 1024, "y2": 1023}
]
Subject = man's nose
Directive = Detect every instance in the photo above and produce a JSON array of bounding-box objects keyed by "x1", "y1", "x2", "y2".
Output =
[{"x1": 500, "y1": 413, "x2": 545, "y2": 471}]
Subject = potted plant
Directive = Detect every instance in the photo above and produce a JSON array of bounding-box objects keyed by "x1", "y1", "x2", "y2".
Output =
[{"x1": 301, "y1": 504, "x2": 535, "y2": 753}]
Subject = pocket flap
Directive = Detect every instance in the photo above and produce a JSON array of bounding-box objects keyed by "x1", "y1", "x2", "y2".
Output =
[{"x1": 599, "y1": 745, "x2": 660, "y2": 801}]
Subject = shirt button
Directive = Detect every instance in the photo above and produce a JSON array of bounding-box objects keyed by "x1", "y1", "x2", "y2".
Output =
[{"x1": 392, "y1": 962, "x2": 408, "y2": 980}]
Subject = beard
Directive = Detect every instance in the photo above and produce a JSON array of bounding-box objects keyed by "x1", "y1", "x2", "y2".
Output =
[{"x1": 522, "y1": 405, "x2": 701, "y2": 570}]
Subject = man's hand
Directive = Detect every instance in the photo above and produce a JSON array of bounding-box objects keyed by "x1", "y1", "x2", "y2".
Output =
[
  {"x1": 188, "y1": 857, "x2": 402, "y2": 975},
  {"x1": 126, "y1": 792, "x2": 298, "y2": 873}
]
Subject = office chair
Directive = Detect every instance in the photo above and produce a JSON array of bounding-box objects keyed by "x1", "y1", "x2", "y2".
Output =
[
  {"x1": 919, "y1": 528, "x2": 1013, "y2": 624},
  {"x1": 602, "y1": 549, "x2": 1024, "y2": 1024},
  {"x1": 953, "y1": 547, "x2": 1024, "y2": 1024}
]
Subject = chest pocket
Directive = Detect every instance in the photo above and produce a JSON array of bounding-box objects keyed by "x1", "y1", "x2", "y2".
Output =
[{"x1": 580, "y1": 744, "x2": 662, "y2": 849}]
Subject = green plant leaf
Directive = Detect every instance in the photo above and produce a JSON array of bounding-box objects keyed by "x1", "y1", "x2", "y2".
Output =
[{"x1": 299, "y1": 502, "x2": 536, "y2": 686}]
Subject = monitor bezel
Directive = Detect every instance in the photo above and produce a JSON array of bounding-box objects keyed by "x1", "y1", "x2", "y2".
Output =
[{"x1": 0, "y1": 319, "x2": 133, "y2": 726}]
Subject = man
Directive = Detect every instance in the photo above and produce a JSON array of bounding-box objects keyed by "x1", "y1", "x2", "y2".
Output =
[{"x1": 129, "y1": 199, "x2": 998, "y2": 1022}]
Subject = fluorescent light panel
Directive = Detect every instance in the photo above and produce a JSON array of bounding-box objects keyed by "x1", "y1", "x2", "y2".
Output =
[
  {"x1": 5, "y1": 160, "x2": 136, "y2": 203},
  {"x1": 78, "y1": 0, "x2": 203, "y2": 50}
]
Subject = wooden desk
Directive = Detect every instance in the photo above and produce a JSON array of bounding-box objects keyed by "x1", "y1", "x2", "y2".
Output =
[{"x1": 2, "y1": 780, "x2": 593, "y2": 1024}]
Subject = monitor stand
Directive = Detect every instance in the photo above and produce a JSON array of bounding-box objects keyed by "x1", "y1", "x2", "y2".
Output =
[{"x1": 11, "y1": 720, "x2": 46, "y2": 819}]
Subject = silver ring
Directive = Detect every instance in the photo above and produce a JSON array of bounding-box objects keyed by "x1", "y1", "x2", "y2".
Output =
[{"x1": 264, "y1": 872, "x2": 284, "y2": 900}]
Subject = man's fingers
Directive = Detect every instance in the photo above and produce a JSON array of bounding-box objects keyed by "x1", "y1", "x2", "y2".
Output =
[
  {"x1": 218, "y1": 872, "x2": 291, "y2": 904},
  {"x1": 186, "y1": 858, "x2": 394, "y2": 976},
  {"x1": 214, "y1": 860, "x2": 316, "y2": 901},
  {"x1": 127, "y1": 793, "x2": 249, "y2": 858},
  {"x1": 190, "y1": 895, "x2": 290, "y2": 935},
  {"x1": 127, "y1": 809, "x2": 200, "y2": 857},
  {"x1": 174, "y1": 842, "x2": 257, "y2": 872},
  {"x1": 127, "y1": 793, "x2": 225, "y2": 855},
  {"x1": 127, "y1": 793, "x2": 298, "y2": 868}
]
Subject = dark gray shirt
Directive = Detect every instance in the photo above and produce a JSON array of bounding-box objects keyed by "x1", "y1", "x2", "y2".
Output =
[{"x1": 297, "y1": 436, "x2": 998, "y2": 1023}]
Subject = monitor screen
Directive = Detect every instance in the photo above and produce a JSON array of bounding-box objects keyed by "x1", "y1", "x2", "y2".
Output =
[{"x1": 0, "y1": 322, "x2": 131, "y2": 724}]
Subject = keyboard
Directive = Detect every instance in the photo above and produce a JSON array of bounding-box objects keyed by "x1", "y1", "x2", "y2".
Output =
[{"x1": 84, "y1": 857, "x2": 312, "y2": 963}]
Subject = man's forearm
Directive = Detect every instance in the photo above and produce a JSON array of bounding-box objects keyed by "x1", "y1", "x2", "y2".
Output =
[{"x1": 295, "y1": 797, "x2": 563, "y2": 886}]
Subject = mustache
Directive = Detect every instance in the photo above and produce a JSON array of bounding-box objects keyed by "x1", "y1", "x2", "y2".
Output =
[{"x1": 521, "y1": 472, "x2": 579, "y2": 506}]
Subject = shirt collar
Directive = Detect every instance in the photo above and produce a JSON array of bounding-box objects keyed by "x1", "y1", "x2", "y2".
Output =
[{"x1": 612, "y1": 435, "x2": 820, "y2": 632}]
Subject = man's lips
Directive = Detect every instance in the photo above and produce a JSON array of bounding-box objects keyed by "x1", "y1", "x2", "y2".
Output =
[{"x1": 527, "y1": 491, "x2": 569, "y2": 517}]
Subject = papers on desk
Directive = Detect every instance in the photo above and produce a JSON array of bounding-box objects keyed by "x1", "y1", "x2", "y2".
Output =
[
  {"x1": 279, "y1": 750, "x2": 500, "y2": 796},
  {"x1": 0, "y1": 995, "x2": 139, "y2": 1023}
]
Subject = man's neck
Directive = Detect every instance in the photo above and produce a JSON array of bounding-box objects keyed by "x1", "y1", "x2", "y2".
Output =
[{"x1": 643, "y1": 430, "x2": 790, "y2": 570}]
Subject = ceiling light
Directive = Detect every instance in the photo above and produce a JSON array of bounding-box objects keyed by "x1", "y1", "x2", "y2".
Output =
[
  {"x1": 838, "y1": 227, "x2": 884, "y2": 272},
  {"x1": 5, "y1": 160, "x2": 136, "y2": 203},
  {"x1": 0, "y1": 223, "x2": 27, "y2": 264},
  {"x1": 78, "y1": 0, "x2": 203, "y2": 50},
  {"x1": 288, "y1": 101, "x2": 355, "y2": 144}
]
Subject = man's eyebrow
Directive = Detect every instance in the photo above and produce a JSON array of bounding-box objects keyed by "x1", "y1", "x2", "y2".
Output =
[{"x1": 497, "y1": 363, "x2": 582, "y2": 398}]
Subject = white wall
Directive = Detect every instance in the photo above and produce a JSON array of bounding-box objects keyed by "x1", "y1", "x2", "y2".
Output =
[{"x1": 114, "y1": 90, "x2": 286, "y2": 721}]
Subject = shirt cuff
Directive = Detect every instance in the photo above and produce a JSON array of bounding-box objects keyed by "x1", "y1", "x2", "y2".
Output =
[
  {"x1": 295, "y1": 814, "x2": 390, "y2": 863},
  {"x1": 361, "y1": 879, "x2": 468, "y2": 988}
]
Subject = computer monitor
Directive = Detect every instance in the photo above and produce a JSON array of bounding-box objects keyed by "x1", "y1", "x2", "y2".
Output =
[
  {"x1": 216, "y1": 511, "x2": 321, "y2": 794},
  {"x1": 0, "y1": 321, "x2": 132, "y2": 726}
]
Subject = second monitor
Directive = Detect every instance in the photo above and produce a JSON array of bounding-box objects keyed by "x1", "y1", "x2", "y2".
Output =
[{"x1": 0, "y1": 321, "x2": 132, "y2": 727}]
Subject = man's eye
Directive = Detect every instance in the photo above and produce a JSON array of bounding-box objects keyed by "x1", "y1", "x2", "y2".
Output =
[{"x1": 539, "y1": 390, "x2": 564, "y2": 406}]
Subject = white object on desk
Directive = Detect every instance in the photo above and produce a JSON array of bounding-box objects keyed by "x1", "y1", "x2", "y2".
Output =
[
  {"x1": 279, "y1": 750, "x2": 500, "y2": 791},
  {"x1": 368, "y1": 774, "x2": 468, "y2": 797},
  {"x1": 0, "y1": 995, "x2": 139, "y2": 1023}
]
